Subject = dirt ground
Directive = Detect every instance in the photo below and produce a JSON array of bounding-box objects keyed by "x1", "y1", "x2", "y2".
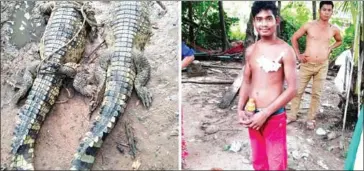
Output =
[
  {"x1": 1, "y1": 1, "x2": 179, "y2": 170},
  {"x1": 182, "y1": 60, "x2": 353, "y2": 170}
]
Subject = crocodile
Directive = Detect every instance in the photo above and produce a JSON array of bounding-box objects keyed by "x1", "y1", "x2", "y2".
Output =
[
  {"x1": 10, "y1": 1, "x2": 98, "y2": 170},
  {"x1": 70, "y1": 1, "x2": 156, "y2": 170}
]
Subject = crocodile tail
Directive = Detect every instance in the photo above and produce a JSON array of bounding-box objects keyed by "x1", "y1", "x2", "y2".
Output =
[
  {"x1": 70, "y1": 97, "x2": 129, "y2": 170},
  {"x1": 71, "y1": 58, "x2": 135, "y2": 170},
  {"x1": 10, "y1": 77, "x2": 59, "y2": 170}
]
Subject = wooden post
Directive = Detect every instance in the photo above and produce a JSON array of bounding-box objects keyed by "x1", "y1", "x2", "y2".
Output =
[{"x1": 218, "y1": 67, "x2": 244, "y2": 109}]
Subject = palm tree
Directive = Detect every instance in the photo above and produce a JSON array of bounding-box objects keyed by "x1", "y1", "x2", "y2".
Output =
[{"x1": 336, "y1": 1, "x2": 363, "y2": 129}]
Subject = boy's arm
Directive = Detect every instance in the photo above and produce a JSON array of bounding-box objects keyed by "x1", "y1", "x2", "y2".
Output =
[
  {"x1": 181, "y1": 42, "x2": 195, "y2": 69},
  {"x1": 291, "y1": 23, "x2": 309, "y2": 57},
  {"x1": 329, "y1": 26, "x2": 343, "y2": 52},
  {"x1": 182, "y1": 56, "x2": 195, "y2": 69},
  {"x1": 237, "y1": 46, "x2": 253, "y2": 111},
  {"x1": 237, "y1": 62, "x2": 251, "y2": 111},
  {"x1": 263, "y1": 47, "x2": 297, "y2": 117}
]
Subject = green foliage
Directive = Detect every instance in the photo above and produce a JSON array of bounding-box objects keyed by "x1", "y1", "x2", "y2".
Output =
[
  {"x1": 281, "y1": 2, "x2": 310, "y2": 25},
  {"x1": 331, "y1": 17, "x2": 345, "y2": 27},
  {"x1": 280, "y1": 2, "x2": 310, "y2": 53},
  {"x1": 182, "y1": 1, "x2": 240, "y2": 49},
  {"x1": 229, "y1": 29, "x2": 246, "y2": 41},
  {"x1": 331, "y1": 24, "x2": 354, "y2": 60}
]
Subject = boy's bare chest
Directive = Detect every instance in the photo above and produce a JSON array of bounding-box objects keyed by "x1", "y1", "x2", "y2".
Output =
[
  {"x1": 250, "y1": 51, "x2": 285, "y2": 73},
  {"x1": 307, "y1": 25, "x2": 334, "y2": 41}
]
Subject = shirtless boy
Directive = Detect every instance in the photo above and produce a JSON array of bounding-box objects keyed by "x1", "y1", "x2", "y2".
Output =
[
  {"x1": 237, "y1": 1, "x2": 297, "y2": 170},
  {"x1": 288, "y1": 1, "x2": 342, "y2": 129}
]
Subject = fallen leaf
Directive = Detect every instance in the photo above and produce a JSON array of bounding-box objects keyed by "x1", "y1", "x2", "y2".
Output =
[{"x1": 132, "y1": 160, "x2": 141, "y2": 170}]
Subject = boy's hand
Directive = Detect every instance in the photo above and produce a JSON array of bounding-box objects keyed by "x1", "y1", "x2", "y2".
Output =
[
  {"x1": 238, "y1": 110, "x2": 254, "y2": 127},
  {"x1": 297, "y1": 54, "x2": 307, "y2": 63},
  {"x1": 248, "y1": 111, "x2": 270, "y2": 130}
]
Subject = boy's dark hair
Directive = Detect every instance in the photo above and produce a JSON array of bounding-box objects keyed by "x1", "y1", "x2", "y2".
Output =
[
  {"x1": 319, "y1": 1, "x2": 334, "y2": 9},
  {"x1": 251, "y1": 1, "x2": 278, "y2": 18}
]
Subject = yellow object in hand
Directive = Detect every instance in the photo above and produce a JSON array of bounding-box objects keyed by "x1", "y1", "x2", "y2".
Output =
[{"x1": 245, "y1": 98, "x2": 256, "y2": 112}]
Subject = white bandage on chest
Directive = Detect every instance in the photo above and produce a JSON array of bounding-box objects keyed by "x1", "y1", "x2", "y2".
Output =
[{"x1": 256, "y1": 51, "x2": 285, "y2": 72}]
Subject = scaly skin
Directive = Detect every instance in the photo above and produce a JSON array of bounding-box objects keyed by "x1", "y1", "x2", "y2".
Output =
[
  {"x1": 70, "y1": 2, "x2": 154, "y2": 170},
  {"x1": 10, "y1": 2, "x2": 92, "y2": 170}
]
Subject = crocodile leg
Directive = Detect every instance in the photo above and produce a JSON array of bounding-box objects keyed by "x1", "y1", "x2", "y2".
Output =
[
  {"x1": 59, "y1": 62, "x2": 96, "y2": 97},
  {"x1": 73, "y1": 71, "x2": 97, "y2": 97},
  {"x1": 12, "y1": 60, "x2": 41, "y2": 105},
  {"x1": 58, "y1": 62, "x2": 79, "y2": 77},
  {"x1": 87, "y1": 53, "x2": 109, "y2": 116},
  {"x1": 132, "y1": 49, "x2": 152, "y2": 108}
]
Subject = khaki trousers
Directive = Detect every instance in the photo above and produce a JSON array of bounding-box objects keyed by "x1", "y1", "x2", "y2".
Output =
[{"x1": 288, "y1": 61, "x2": 329, "y2": 121}]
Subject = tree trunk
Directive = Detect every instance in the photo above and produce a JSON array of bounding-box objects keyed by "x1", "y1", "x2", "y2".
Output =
[
  {"x1": 277, "y1": 1, "x2": 281, "y2": 37},
  {"x1": 188, "y1": 1, "x2": 194, "y2": 44},
  {"x1": 312, "y1": 1, "x2": 317, "y2": 20},
  {"x1": 242, "y1": 13, "x2": 256, "y2": 63},
  {"x1": 218, "y1": 1, "x2": 228, "y2": 51}
]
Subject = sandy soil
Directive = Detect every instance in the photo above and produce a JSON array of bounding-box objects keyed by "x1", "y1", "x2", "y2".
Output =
[
  {"x1": 1, "y1": 1, "x2": 179, "y2": 170},
  {"x1": 182, "y1": 61, "x2": 353, "y2": 170}
]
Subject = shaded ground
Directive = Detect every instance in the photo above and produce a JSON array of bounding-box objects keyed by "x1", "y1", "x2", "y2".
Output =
[
  {"x1": 1, "y1": 1, "x2": 179, "y2": 170},
  {"x1": 182, "y1": 60, "x2": 353, "y2": 170}
]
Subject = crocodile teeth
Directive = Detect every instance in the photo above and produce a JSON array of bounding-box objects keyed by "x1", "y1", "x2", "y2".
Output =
[{"x1": 111, "y1": 117, "x2": 115, "y2": 123}]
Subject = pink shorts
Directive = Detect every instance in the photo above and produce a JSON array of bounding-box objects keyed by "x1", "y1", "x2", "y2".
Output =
[{"x1": 248, "y1": 112, "x2": 287, "y2": 170}]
